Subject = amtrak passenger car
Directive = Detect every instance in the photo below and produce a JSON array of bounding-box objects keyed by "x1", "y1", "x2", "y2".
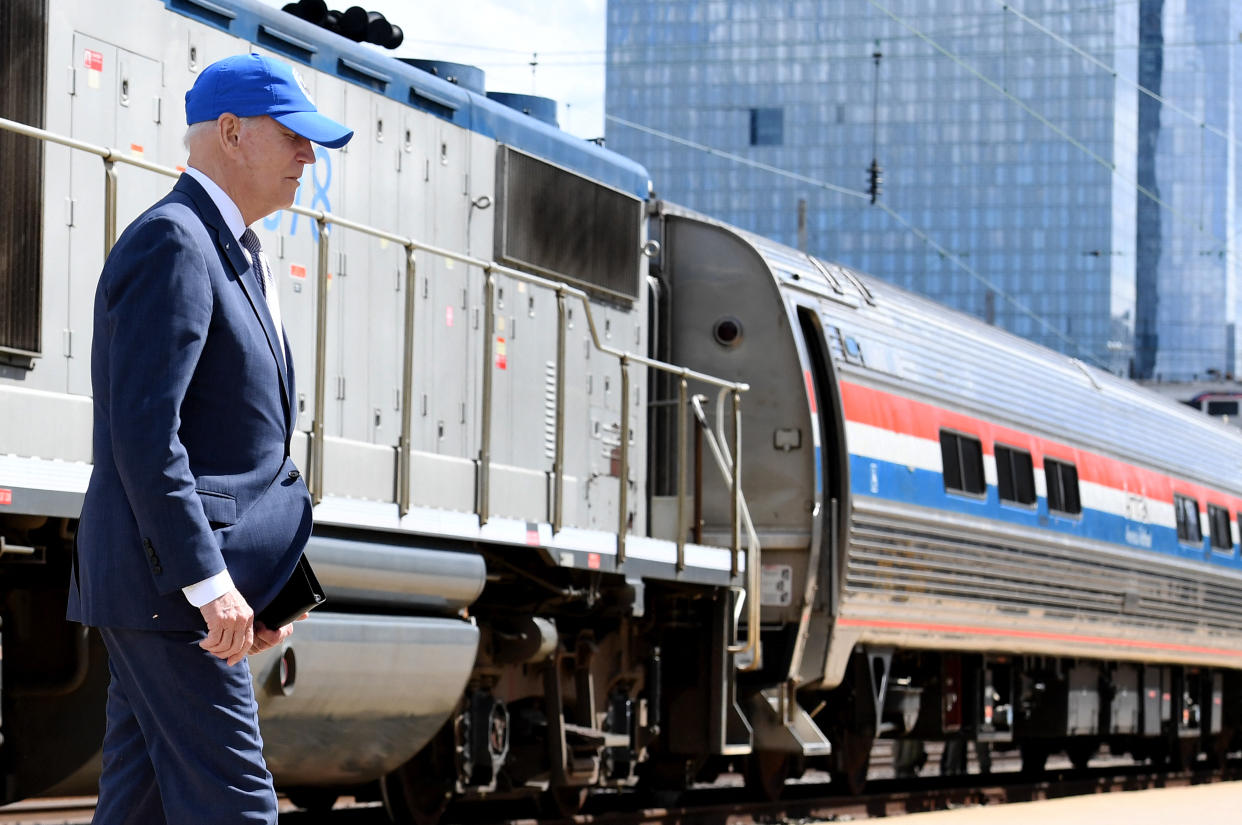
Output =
[
  {"x1": 652, "y1": 205, "x2": 1242, "y2": 786},
  {"x1": 4, "y1": 0, "x2": 1242, "y2": 818}
]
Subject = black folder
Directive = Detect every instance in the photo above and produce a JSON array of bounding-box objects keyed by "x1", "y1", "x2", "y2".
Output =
[{"x1": 256, "y1": 555, "x2": 326, "y2": 629}]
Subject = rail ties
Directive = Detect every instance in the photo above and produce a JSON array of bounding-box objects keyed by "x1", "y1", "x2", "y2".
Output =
[
  {"x1": 7, "y1": 764, "x2": 1242, "y2": 825},
  {"x1": 0, "y1": 796, "x2": 96, "y2": 824}
]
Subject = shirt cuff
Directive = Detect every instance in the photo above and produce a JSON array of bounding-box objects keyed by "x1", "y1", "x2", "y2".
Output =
[{"x1": 182, "y1": 569, "x2": 235, "y2": 608}]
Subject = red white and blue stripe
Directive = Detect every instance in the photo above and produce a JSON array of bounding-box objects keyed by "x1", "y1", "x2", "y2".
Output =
[{"x1": 836, "y1": 380, "x2": 1242, "y2": 570}]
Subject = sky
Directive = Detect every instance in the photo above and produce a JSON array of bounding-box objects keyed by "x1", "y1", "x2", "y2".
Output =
[{"x1": 259, "y1": 1, "x2": 608, "y2": 140}]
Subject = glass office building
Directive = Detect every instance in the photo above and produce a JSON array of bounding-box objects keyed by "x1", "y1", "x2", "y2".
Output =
[{"x1": 605, "y1": 0, "x2": 1242, "y2": 379}]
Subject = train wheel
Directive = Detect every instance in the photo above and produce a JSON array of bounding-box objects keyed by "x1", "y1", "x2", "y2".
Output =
[
  {"x1": 1019, "y1": 742, "x2": 1048, "y2": 774},
  {"x1": 975, "y1": 741, "x2": 993, "y2": 775},
  {"x1": 541, "y1": 786, "x2": 589, "y2": 817},
  {"x1": 638, "y1": 755, "x2": 699, "y2": 808},
  {"x1": 829, "y1": 730, "x2": 872, "y2": 795},
  {"x1": 286, "y1": 788, "x2": 339, "y2": 813},
  {"x1": 380, "y1": 723, "x2": 457, "y2": 825},
  {"x1": 1066, "y1": 741, "x2": 1095, "y2": 771},
  {"x1": 939, "y1": 737, "x2": 967, "y2": 776},
  {"x1": 1171, "y1": 737, "x2": 1199, "y2": 771},
  {"x1": 892, "y1": 739, "x2": 927, "y2": 778},
  {"x1": 1204, "y1": 731, "x2": 1230, "y2": 768},
  {"x1": 744, "y1": 750, "x2": 791, "y2": 801}
]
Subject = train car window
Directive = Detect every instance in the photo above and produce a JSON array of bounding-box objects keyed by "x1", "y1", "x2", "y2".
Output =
[
  {"x1": 1207, "y1": 504, "x2": 1232, "y2": 551},
  {"x1": 1207, "y1": 400, "x2": 1239, "y2": 416},
  {"x1": 939, "y1": 431, "x2": 985, "y2": 495},
  {"x1": 1174, "y1": 494, "x2": 1203, "y2": 544},
  {"x1": 1044, "y1": 458, "x2": 1082, "y2": 515},
  {"x1": 995, "y1": 445, "x2": 1036, "y2": 505}
]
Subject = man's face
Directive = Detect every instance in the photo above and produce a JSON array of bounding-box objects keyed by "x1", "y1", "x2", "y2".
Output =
[{"x1": 234, "y1": 116, "x2": 316, "y2": 222}]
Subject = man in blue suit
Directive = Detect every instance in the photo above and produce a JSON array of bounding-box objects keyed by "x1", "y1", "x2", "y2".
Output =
[{"x1": 67, "y1": 54, "x2": 352, "y2": 823}]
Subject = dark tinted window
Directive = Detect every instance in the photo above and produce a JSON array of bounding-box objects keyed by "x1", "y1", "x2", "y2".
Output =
[
  {"x1": 1175, "y1": 494, "x2": 1203, "y2": 544},
  {"x1": 496, "y1": 147, "x2": 641, "y2": 302},
  {"x1": 996, "y1": 445, "x2": 1036, "y2": 505},
  {"x1": 940, "y1": 431, "x2": 985, "y2": 495},
  {"x1": 749, "y1": 107, "x2": 784, "y2": 146},
  {"x1": 0, "y1": 0, "x2": 47, "y2": 356},
  {"x1": 1208, "y1": 504, "x2": 1231, "y2": 550},
  {"x1": 1207, "y1": 400, "x2": 1239, "y2": 416},
  {"x1": 1045, "y1": 458, "x2": 1082, "y2": 515}
]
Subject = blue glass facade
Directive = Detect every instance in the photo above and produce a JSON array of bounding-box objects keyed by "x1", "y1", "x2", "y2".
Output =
[{"x1": 605, "y1": 0, "x2": 1242, "y2": 379}]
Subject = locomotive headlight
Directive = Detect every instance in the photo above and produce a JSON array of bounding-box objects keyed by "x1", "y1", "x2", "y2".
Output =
[{"x1": 713, "y1": 316, "x2": 744, "y2": 348}]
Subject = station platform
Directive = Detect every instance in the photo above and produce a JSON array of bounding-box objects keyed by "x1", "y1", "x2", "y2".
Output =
[{"x1": 876, "y1": 781, "x2": 1242, "y2": 823}]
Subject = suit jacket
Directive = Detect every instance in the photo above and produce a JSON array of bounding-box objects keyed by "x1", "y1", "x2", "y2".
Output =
[{"x1": 67, "y1": 174, "x2": 313, "y2": 631}]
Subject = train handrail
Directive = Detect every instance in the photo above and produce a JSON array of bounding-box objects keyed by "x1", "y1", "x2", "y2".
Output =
[
  {"x1": 690, "y1": 393, "x2": 761, "y2": 669},
  {"x1": 0, "y1": 115, "x2": 760, "y2": 656}
]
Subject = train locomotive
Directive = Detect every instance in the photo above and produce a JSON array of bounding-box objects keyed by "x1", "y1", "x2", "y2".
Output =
[{"x1": 3, "y1": 0, "x2": 1242, "y2": 819}]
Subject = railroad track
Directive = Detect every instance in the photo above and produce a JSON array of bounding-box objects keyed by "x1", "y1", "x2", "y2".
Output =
[
  {"x1": 0, "y1": 796, "x2": 95, "y2": 825},
  {"x1": 0, "y1": 795, "x2": 388, "y2": 824},
  {"x1": 9, "y1": 760, "x2": 1241, "y2": 824}
]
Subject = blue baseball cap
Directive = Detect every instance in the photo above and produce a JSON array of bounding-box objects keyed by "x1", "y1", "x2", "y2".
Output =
[{"x1": 185, "y1": 54, "x2": 353, "y2": 149}]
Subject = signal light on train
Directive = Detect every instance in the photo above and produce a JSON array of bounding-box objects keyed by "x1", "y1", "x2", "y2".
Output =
[
  {"x1": 341, "y1": 6, "x2": 405, "y2": 49},
  {"x1": 281, "y1": 1, "x2": 404, "y2": 49},
  {"x1": 282, "y1": 0, "x2": 327, "y2": 24}
]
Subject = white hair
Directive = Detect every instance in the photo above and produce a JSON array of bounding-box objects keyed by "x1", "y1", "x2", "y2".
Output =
[
  {"x1": 182, "y1": 115, "x2": 261, "y2": 150},
  {"x1": 183, "y1": 121, "x2": 213, "y2": 150}
]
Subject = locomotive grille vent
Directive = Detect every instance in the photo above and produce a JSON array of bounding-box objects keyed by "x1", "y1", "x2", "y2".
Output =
[
  {"x1": 544, "y1": 360, "x2": 557, "y2": 460},
  {"x1": 495, "y1": 147, "x2": 641, "y2": 303},
  {"x1": 0, "y1": 0, "x2": 47, "y2": 358}
]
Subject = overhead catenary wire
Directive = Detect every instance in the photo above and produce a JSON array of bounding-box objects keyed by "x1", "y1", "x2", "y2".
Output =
[
  {"x1": 603, "y1": 38, "x2": 1239, "y2": 72},
  {"x1": 995, "y1": 0, "x2": 1238, "y2": 255},
  {"x1": 864, "y1": 0, "x2": 1242, "y2": 271},
  {"x1": 605, "y1": 113, "x2": 1101, "y2": 365},
  {"x1": 994, "y1": 0, "x2": 1238, "y2": 151},
  {"x1": 606, "y1": 2, "x2": 1239, "y2": 367},
  {"x1": 395, "y1": 39, "x2": 602, "y2": 56},
  {"x1": 607, "y1": 114, "x2": 871, "y2": 201},
  {"x1": 872, "y1": 201, "x2": 1098, "y2": 363},
  {"x1": 601, "y1": 0, "x2": 1148, "y2": 58}
]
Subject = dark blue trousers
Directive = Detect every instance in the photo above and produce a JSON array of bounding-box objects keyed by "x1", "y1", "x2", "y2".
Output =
[{"x1": 94, "y1": 627, "x2": 278, "y2": 824}]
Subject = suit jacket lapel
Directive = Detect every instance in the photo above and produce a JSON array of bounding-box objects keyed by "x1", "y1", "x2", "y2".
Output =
[
  {"x1": 283, "y1": 330, "x2": 298, "y2": 442},
  {"x1": 174, "y1": 175, "x2": 293, "y2": 433}
]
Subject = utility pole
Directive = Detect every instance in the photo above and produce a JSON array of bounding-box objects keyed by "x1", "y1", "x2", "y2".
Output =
[
  {"x1": 797, "y1": 198, "x2": 807, "y2": 252},
  {"x1": 867, "y1": 42, "x2": 883, "y2": 205}
]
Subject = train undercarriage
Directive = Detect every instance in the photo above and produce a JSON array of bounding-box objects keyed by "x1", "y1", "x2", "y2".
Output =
[{"x1": 5, "y1": 509, "x2": 1242, "y2": 823}]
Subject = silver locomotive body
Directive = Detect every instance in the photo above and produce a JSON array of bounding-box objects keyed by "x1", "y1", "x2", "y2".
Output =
[{"x1": 1, "y1": 0, "x2": 753, "y2": 811}]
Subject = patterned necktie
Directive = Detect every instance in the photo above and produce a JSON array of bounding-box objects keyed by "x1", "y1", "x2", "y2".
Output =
[
  {"x1": 238, "y1": 228, "x2": 285, "y2": 370},
  {"x1": 239, "y1": 228, "x2": 269, "y2": 298}
]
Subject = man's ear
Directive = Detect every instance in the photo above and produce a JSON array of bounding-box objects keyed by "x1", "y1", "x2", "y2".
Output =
[{"x1": 217, "y1": 114, "x2": 242, "y2": 149}]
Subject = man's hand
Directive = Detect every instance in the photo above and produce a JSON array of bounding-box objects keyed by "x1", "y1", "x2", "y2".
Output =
[
  {"x1": 199, "y1": 587, "x2": 255, "y2": 666},
  {"x1": 249, "y1": 621, "x2": 293, "y2": 654},
  {"x1": 248, "y1": 612, "x2": 309, "y2": 655}
]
